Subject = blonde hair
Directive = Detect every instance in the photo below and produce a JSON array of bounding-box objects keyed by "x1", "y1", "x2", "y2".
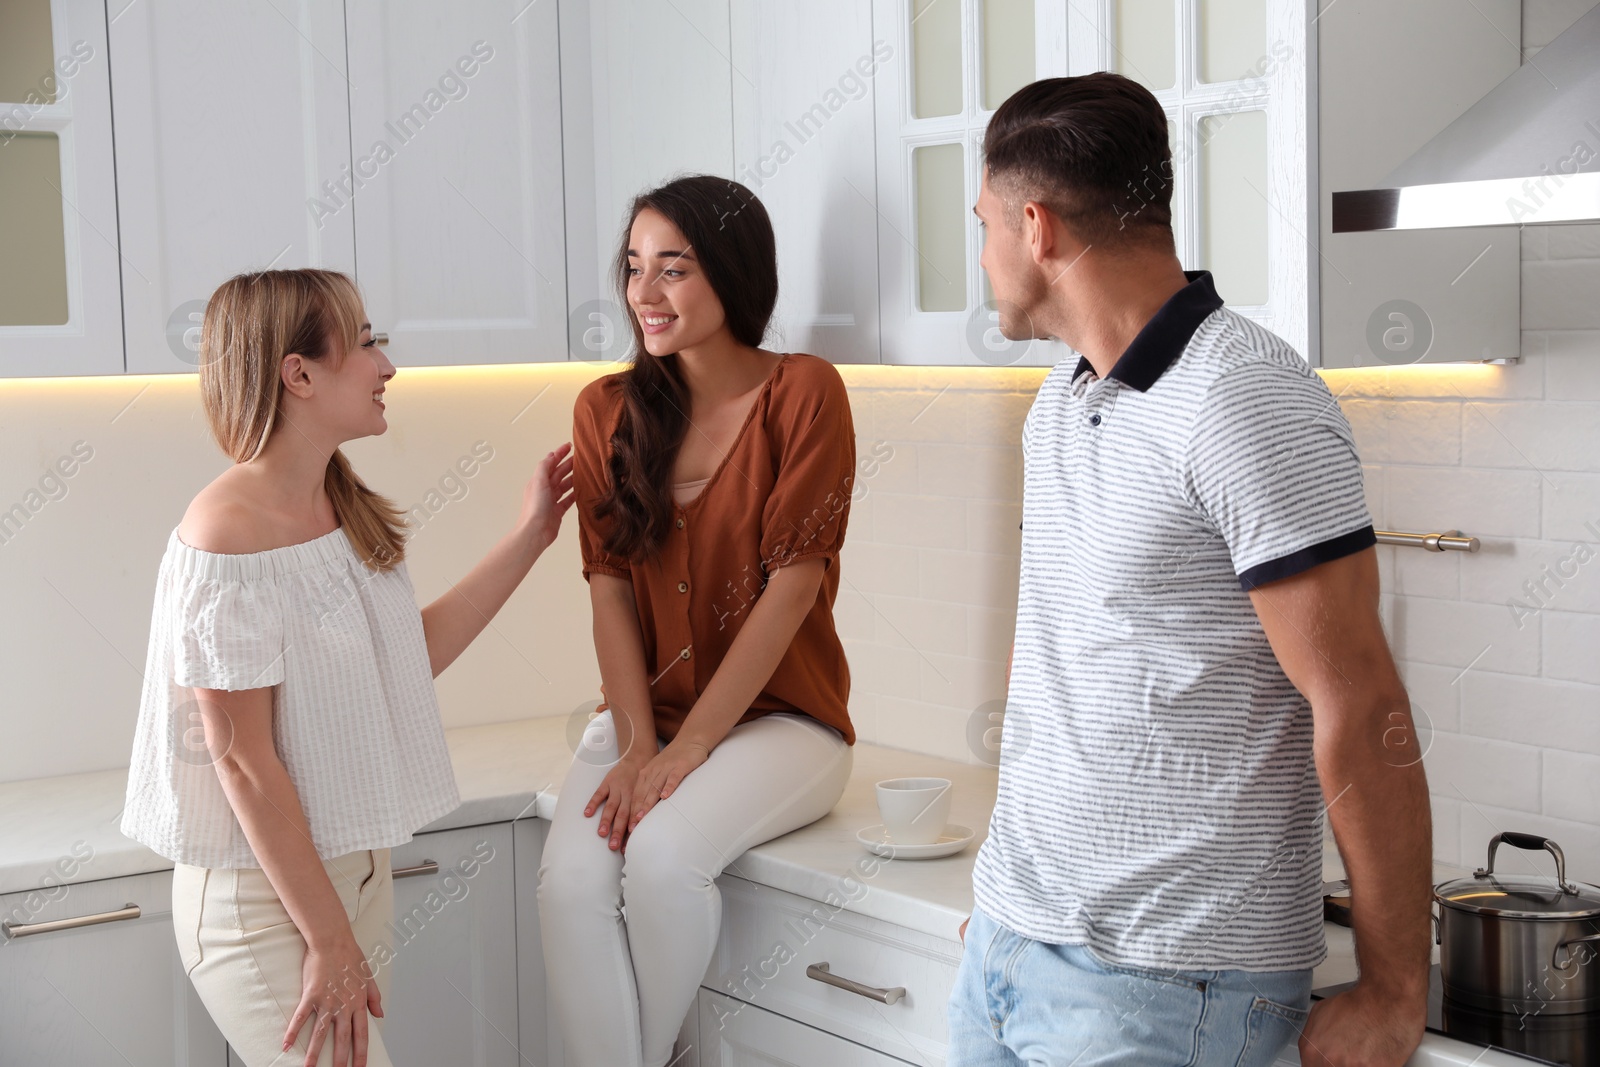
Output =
[{"x1": 197, "y1": 269, "x2": 406, "y2": 572}]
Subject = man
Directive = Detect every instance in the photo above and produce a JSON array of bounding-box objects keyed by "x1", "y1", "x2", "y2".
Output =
[{"x1": 950, "y1": 72, "x2": 1431, "y2": 1066}]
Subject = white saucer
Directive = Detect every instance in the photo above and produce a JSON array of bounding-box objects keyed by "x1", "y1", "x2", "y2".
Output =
[{"x1": 857, "y1": 824, "x2": 975, "y2": 860}]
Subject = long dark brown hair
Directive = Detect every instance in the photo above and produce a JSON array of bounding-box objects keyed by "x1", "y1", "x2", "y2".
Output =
[{"x1": 595, "y1": 175, "x2": 779, "y2": 561}]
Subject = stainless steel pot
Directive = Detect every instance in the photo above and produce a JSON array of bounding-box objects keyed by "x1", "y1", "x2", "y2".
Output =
[{"x1": 1435, "y1": 832, "x2": 1600, "y2": 1016}]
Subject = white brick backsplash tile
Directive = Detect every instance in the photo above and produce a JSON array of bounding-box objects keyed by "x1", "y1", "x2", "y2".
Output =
[
  {"x1": 919, "y1": 652, "x2": 1007, "y2": 711},
  {"x1": 919, "y1": 548, "x2": 1019, "y2": 606},
  {"x1": 1339, "y1": 400, "x2": 1461, "y2": 465},
  {"x1": 1525, "y1": 260, "x2": 1600, "y2": 330},
  {"x1": 965, "y1": 390, "x2": 1037, "y2": 447},
  {"x1": 842, "y1": 638, "x2": 921, "y2": 695},
  {"x1": 852, "y1": 435, "x2": 918, "y2": 496},
  {"x1": 872, "y1": 494, "x2": 966, "y2": 549},
  {"x1": 1542, "y1": 472, "x2": 1600, "y2": 541},
  {"x1": 1319, "y1": 363, "x2": 1542, "y2": 401},
  {"x1": 1384, "y1": 467, "x2": 1541, "y2": 539},
  {"x1": 1544, "y1": 609, "x2": 1600, "y2": 685},
  {"x1": 1398, "y1": 661, "x2": 1461, "y2": 734},
  {"x1": 838, "y1": 540, "x2": 920, "y2": 597},
  {"x1": 1388, "y1": 595, "x2": 1541, "y2": 676},
  {"x1": 1429, "y1": 795, "x2": 1463, "y2": 869},
  {"x1": 967, "y1": 605, "x2": 1018, "y2": 662},
  {"x1": 1543, "y1": 750, "x2": 1600, "y2": 824},
  {"x1": 1390, "y1": 544, "x2": 1460, "y2": 599},
  {"x1": 1459, "y1": 538, "x2": 1600, "y2": 616},
  {"x1": 874, "y1": 697, "x2": 985, "y2": 764},
  {"x1": 1540, "y1": 330, "x2": 1600, "y2": 400},
  {"x1": 1459, "y1": 803, "x2": 1600, "y2": 882},
  {"x1": 1424, "y1": 732, "x2": 1543, "y2": 813},
  {"x1": 966, "y1": 499, "x2": 1023, "y2": 556},
  {"x1": 860, "y1": 388, "x2": 969, "y2": 443},
  {"x1": 871, "y1": 593, "x2": 969, "y2": 655},
  {"x1": 1460, "y1": 672, "x2": 1600, "y2": 757},
  {"x1": 1547, "y1": 223, "x2": 1600, "y2": 260},
  {"x1": 916, "y1": 442, "x2": 1022, "y2": 501},
  {"x1": 834, "y1": 585, "x2": 876, "y2": 641},
  {"x1": 1461, "y1": 400, "x2": 1600, "y2": 473}
]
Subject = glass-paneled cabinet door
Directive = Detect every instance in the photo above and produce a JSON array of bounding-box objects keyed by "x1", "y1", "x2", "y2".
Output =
[
  {"x1": 1078, "y1": 0, "x2": 1314, "y2": 359},
  {"x1": 0, "y1": 0, "x2": 122, "y2": 377},
  {"x1": 872, "y1": 0, "x2": 1072, "y2": 365}
]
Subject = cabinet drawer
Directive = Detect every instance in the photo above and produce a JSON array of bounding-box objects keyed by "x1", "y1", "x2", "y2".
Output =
[
  {"x1": 697, "y1": 988, "x2": 915, "y2": 1066},
  {"x1": 703, "y1": 875, "x2": 959, "y2": 1064}
]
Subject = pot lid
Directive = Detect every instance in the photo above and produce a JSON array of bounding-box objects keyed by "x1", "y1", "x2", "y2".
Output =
[{"x1": 1436, "y1": 873, "x2": 1600, "y2": 919}]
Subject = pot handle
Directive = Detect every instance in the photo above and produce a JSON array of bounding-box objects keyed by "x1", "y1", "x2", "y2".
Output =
[
  {"x1": 1553, "y1": 931, "x2": 1600, "y2": 974},
  {"x1": 1475, "y1": 832, "x2": 1579, "y2": 894}
]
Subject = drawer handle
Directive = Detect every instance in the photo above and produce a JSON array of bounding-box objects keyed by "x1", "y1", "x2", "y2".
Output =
[
  {"x1": 805, "y1": 962, "x2": 906, "y2": 1005},
  {"x1": 3, "y1": 903, "x2": 141, "y2": 940},
  {"x1": 393, "y1": 860, "x2": 439, "y2": 879}
]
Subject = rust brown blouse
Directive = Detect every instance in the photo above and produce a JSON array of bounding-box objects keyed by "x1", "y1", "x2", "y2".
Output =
[{"x1": 571, "y1": 353, "x2": 857, "y2": 745}]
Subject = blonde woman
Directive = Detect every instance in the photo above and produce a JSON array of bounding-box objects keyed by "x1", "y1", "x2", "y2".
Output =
[{"x1": 121, "y1": 269, "x2": 574, "y2": 1067}]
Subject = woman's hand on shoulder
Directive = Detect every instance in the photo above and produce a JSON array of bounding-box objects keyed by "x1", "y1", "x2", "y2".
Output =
[
  {"x1": 626, "y1": 740, "x2": 711, "y2": 835},
  {"x1": 518, "y1": 442, "x2": 576, "y2": 552}
]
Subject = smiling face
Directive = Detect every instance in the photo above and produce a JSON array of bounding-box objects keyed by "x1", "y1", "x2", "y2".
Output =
[
  {"x1": 625, "y1": 207, "x2": 729, "y2": 357},
  {"x1": 284, "y1": 318, "x2": 395, "y2": 444}
]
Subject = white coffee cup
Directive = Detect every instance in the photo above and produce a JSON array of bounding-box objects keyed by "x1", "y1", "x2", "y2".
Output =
[{"x1": 876, "y1": 777, "x2": 952, "y2": 845}]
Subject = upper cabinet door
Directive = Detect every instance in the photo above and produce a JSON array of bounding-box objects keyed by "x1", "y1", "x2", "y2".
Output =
[
  {"x1": 1316, "y1": 0, "x2": 1521, "y2": 368},
  {"x1": 1075, "y1": 0, "x2": 1314, "y2": 359},
  {"x1": 112, "y1": 0, "x2": 356, "y2": 375},
  {"x1": 346, "y1": 0, "x2": 566, "y2": 366},
  {"x1": 729, "y1": 1, "x2": 884, "y2": 364},
  {"x1": 872, "y1": 0, "x2": 1071, "y2": 366},
  {"x1": 0, "y1": 0, "x2": 122, "y2": 377}
]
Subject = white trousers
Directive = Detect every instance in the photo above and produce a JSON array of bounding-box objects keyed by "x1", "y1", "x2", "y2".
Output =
[{"x1": 537, "y1": 710, "x2": 852, "y2": 1067}]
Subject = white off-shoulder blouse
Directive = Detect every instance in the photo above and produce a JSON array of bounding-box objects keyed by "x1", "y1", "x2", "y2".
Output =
[{"x1": 121, "y1": 526, "x2": 461, "y2": 868}]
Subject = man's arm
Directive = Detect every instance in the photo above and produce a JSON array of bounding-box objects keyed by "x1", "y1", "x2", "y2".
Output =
[{"x1": 1248, "y1": 547, "x2": 1430, "y2": 1067}]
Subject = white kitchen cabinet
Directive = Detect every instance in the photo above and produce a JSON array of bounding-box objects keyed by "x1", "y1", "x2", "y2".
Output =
[
  {"x1": 513, "y1": 816, "x2": 560, "y2": 1067},
  {"x1": 696, "y1": 988, "x2": 917, "y2": 1066},
  {"x1": 379, "y1": 821, "x2": 522, "y2": 1066},
  {"x1": 344, "y1": 0, "x2": 568, "y2": 367},
  {"x1": 0, "y1": 866, "x2": 226, "y2": 1066},
  {"x1": 697, "y1": 874, "x2": 961, "y2": 1065},
  {"x1": 0, "y1": 0, "x2": 123, "y2": 377},
  {"x1": 110, "y1": 0, "x2": 356, "y2": 375},
  {"x1": 728, "y1": 1, "x2": 886, "y2": 364}
]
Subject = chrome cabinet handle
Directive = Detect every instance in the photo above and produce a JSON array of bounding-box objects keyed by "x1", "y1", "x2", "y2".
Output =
[
  {"x1": 371, "y1": 332, "x2": 389, "y2": 346},
  {"x1": 805, "y1": 962, "x2": 906, "y2": 1005},
  {"x1": 392, "y1": 859, "x2": 438, "y2": 879},
  {"x1": 3, "y1": 903, "x2": 141, "y2": 939}
]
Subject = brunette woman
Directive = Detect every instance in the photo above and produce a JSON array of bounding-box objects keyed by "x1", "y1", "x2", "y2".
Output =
[
  {"x1": 538, "y1": 175, "x2": 857, "y2": 1067},
  {"x1": 121, "y1": 269, "x2": 574, "y2": 1067}
]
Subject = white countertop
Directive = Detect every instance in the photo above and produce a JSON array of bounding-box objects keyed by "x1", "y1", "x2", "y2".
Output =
[{"x1": 0, "y1": 714, "x2": 1433, "y2": 990}]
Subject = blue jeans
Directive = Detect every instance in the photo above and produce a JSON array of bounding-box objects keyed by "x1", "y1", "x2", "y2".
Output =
[{"x1": 947, "y1": 905, "x2": 1312, "y2": 1066}]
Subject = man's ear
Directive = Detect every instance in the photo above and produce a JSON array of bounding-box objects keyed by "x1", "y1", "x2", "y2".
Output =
[
  {"x1": 280, "y1": 353, "x2": 314, "y2": 399},
  {"x1": 1023, "y1": 200, "x2": 1058, "y2": 267}
]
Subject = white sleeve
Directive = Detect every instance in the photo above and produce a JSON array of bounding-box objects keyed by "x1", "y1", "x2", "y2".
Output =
[{"x1": 172, "y1": 576, "x2": 286, "y2": 690}]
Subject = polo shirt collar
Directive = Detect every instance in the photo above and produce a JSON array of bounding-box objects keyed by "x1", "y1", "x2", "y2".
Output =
[{"x1": 1071, "y1": 270, "x2": 1224, "y2": 392}]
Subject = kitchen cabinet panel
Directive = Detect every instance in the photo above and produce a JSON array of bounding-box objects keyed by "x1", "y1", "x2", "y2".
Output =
[
  {"x1": 0, "y1": 866, "x2": 226, "y2": 1066},
  {"x1": 111, "y1": 0, "x2": 356, "y2": 375},
  {"x1": 729, "y1": 0, "x2": 884, "y2": 364},
  {"x1": 513, "y1": 816, "x2": 560, "y2": 1067},
  {"x1": 345, "y1": 0, "x2": 568, "y2": 367},
  {"x1": 0, "y1": 0, "x2": 123, "y2": 377},
  {"x1": 381, "y1": 822, "x2": 521, "y2": 1066},
  {"x1": 697, "y1": 988, "x2": 917, "y2": 1066}
]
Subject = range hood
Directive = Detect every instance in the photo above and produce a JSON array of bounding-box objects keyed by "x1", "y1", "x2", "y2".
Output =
[{"x1": 1333, "y1": 2, "x2": 1600, "y2": 232}]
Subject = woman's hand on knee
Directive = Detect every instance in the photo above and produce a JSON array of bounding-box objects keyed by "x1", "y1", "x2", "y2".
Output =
[
  {"x1": 587, "y1": 756, "x2": 648, "y2": 851},
  {"x1": 627, "y1": 740, "x2": 710, "y2": 834},
  {"x1": 285, "y1": 932, "x2": 381, "y2": 1067}
]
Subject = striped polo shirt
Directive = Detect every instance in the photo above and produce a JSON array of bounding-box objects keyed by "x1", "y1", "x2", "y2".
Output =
[{"x1": 972, "y1": 270, "x2": 1375, "y2": 972}]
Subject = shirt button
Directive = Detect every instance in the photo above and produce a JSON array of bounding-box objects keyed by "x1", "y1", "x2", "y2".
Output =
[
  {"x1": 678, "y1": 581, "x2": 689, "y2": 593},
  {"x1": 675, "y1": 517, "x2": 685, "y2": 529},
  {"x1": 1089, "y1": 413, "x2": 1102, "y2": 426},
  {"x1": 679, "y1": 647, "x2": 692, "y2": 660}
]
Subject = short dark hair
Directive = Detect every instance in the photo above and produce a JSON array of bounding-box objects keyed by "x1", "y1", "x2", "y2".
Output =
[{"x1": 983, "y1": 72, "x2": 1173, "y2": 249}]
